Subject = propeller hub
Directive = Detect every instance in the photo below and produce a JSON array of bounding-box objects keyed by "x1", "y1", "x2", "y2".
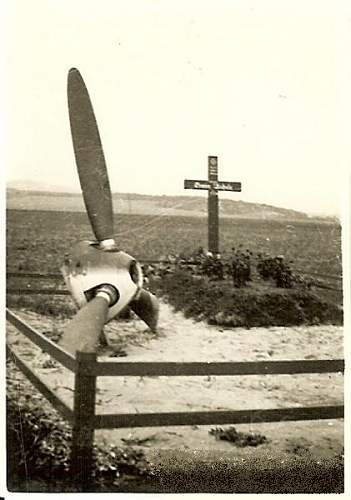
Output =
[{"x1": 61, "y1": 240, "x2": 142, "y2": 322}]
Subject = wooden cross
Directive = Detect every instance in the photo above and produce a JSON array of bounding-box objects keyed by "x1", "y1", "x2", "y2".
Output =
[{"x1": 184, "y1": 156, "x2": 241, "y2": 255}]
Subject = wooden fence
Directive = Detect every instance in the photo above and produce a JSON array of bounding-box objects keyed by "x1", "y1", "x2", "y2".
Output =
[
  {"x1": 6, "y1": 263, "x2": 343, "y2": 293},
  {"x1": 6, "y1": 273, "x2": 344, "y2": 487}
]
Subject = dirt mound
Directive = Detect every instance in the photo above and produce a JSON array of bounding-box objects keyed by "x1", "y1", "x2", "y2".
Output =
[{"x1": 150, "y1": 272, "x2": 342, "y2": 327}]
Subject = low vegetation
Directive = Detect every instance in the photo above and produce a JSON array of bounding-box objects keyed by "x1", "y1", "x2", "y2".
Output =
[
  {"x1": 209, "y1": 427, "x2": 268, "y2": 447},
  {"x1": 7, "y1": 364, "x2": 155, "y2": 491},
  {"x1": 145, "y1": 249, "x2": 342, "y2": 328}
]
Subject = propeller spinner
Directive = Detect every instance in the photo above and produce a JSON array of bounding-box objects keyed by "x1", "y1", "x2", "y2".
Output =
[{"x1": 59, "y1": 68, "x2": 159, "y2": 355}]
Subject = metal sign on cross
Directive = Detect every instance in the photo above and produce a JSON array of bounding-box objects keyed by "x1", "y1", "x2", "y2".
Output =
[{"x1": 184, "y1": 156, "x2": 242, "y2": 255}]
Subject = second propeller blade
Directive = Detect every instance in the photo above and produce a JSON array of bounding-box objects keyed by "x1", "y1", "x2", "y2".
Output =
[{"x1": 130, "y1": 289, "x2": 160, "y2": 332}]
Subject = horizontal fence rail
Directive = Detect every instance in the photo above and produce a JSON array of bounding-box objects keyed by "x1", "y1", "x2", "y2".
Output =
[
  {"x1": 7, "y1": 346, "x2": 74, "y2": 422},
  {"x1": 85, "y1": 359, "x2": 344, "y2": 377},
  {"x1": 94, "y1": 405, "x2": 344, "y2": 430},
  {"x1": 6, "y1": 267, "x2": 343, "y2": 282},
  {"x1": 295, "y1": 270, "x2": 342, "y2": 281},
  {"x1": 6, "y1": 266, "x2": 343, "y2": 296},
  {"x1": 6, "y1": 282, "x2": 343, "y2": 295},
  {"x1": 6, "y1": 272, "x2": 63, "y2": 279},
  {"x1": 6, "y1": 309, "x2": 77, "y2": 372},
  {"x1": 7, "y1": 288, "x2": 70, "y2": 295},
  {"x1": 308, "y1": 283, "x2": 342, "y2": 292}
]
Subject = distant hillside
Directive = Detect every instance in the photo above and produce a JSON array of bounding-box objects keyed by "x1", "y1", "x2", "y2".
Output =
[{"x1": 6, "y1": 186, "x2": 336, "y2": 222}]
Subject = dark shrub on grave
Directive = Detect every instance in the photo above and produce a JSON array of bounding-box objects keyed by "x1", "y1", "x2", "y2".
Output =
[
  {"x1": 228, "y1": 247, "x2": 252, "y2": 288},
  {"x1": 256, "y1": 254, "x2": 294, "y2": 288},
  {"x1": 200, "y1": 254, "x2": 224, "y2": 281},
  {"x1": 150, "y1": 271, "x2": 342, "y2": 328}
]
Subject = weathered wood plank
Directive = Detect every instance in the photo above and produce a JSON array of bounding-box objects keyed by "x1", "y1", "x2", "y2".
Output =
[
  {"x1": 7, "y1": 289, "x2": 69, "y2": 295},
  {"x1": 6, "y1": 308, "x2": 77, "y2": 372},
  {"x1": 70, "y1": 352, "x2": 97, "y2": 487},
  {"x1": 6, "y1": 272, "x2": 63, "y2": 279},
  {"x1": 88, "y1": 359, "x2": 344, "y2": 377},
  {"x1": 94, "y1": 405, "x2": 344, "y2": 429},
  {"x1": 6, "y1": 346, "x2": 74, "y2": 423}
]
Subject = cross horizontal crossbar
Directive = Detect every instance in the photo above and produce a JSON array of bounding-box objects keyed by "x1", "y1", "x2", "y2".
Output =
[{"x1": 184, "y1": 179, "x2": 241, "y2": 192}]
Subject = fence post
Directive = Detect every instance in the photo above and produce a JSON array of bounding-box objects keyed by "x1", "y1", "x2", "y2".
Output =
[{"x1": 70, "y1": 351, "x2": 97, "y2": 490}]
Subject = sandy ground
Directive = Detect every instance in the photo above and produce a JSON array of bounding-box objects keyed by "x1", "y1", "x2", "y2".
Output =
[{"x1": 6, "y1": 300, "x2": 344, "y2": 468}]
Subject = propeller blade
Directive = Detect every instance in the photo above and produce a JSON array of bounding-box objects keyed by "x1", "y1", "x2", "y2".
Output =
[
  {"x1": 67, "y1": 68, "x2": 114, "y2": 242},
  {"x1": 130, "y1": 289, "x2": 159, "y2": 332},
  {"x1": 59, "y1": 296, "x2": 109, "y2": 355}
]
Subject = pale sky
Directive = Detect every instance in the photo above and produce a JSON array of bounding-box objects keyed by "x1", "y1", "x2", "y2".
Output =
[{"x1": 3, "y1": 0, "x2": 351, "y2": 215}]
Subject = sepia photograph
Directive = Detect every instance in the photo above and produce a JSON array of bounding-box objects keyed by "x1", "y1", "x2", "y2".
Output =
[{"x1": 2, "y1": 0, "x2": 350, "y2": 495}]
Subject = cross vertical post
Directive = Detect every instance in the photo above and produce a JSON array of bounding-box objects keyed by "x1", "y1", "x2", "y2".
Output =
[{"x1": 208, "y1": 156, "x2": 219, "y2": 255}]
